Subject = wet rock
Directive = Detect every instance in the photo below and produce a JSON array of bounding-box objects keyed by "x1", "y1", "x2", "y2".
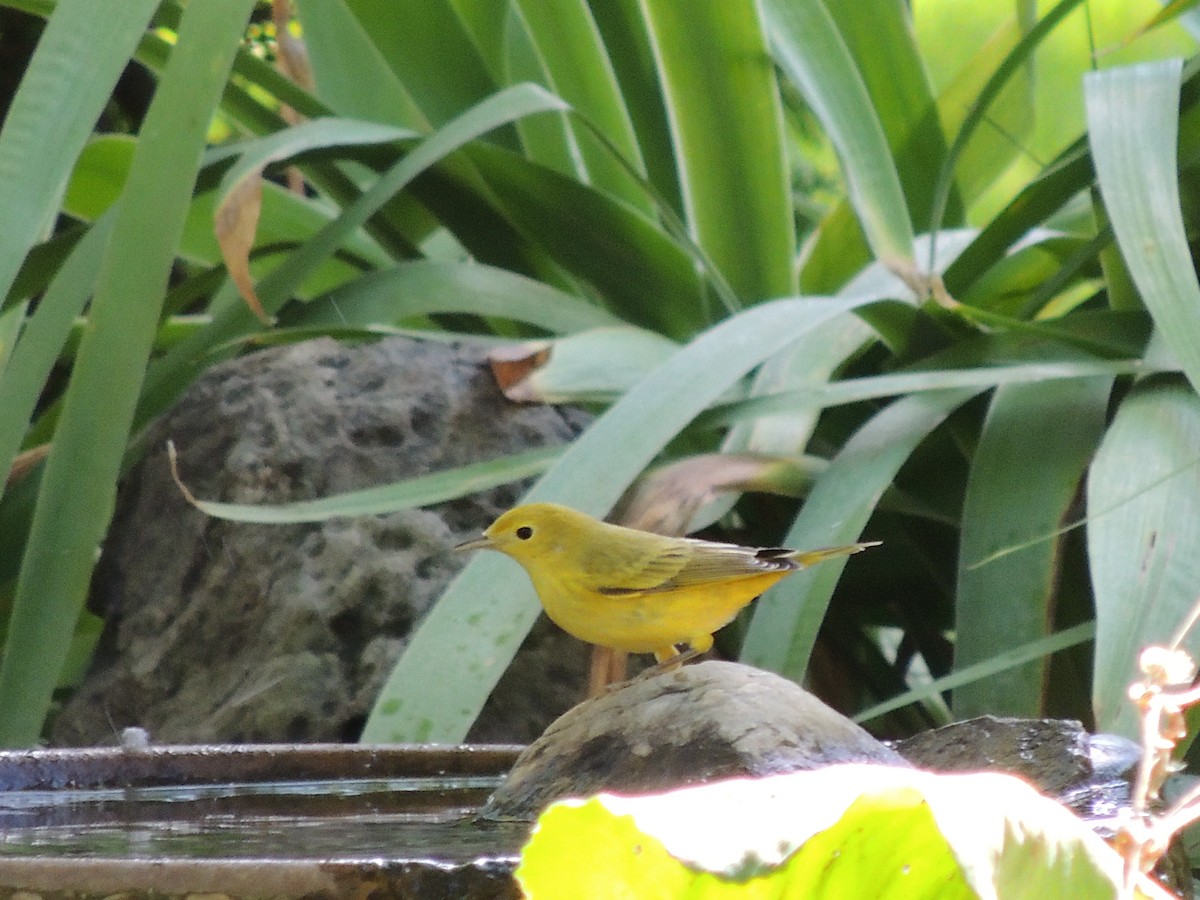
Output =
[
  {"x1": 896, "y1": 716, "x2": 1193, "y2": 899},
  {"x1": 481, "y1": 660, "x2": 908, "y2": 821},
  {"x1": 894, "y1": 715, "x2": 1093, "y2": 796},
  {"x1": 52, "y1": 337, "x2": 589, "y2": 747}
]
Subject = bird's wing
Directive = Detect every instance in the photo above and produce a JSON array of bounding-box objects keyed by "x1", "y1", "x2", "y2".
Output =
[{"x1": 592, "y1": 540, "x2": 789, "y2": 596}]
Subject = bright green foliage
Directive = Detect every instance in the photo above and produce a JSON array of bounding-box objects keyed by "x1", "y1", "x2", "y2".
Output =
[
  {"x1": 516, "y1": 766, "x2": 1162, "y2": 899},
  {"x1": 0, "y1": 1, "x2": 1198, "y2": 748}
]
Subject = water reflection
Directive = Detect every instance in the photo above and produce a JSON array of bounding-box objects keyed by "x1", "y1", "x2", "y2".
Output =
[{"x1": 0, "y1": 775, "x2": 527, "y2": 863}]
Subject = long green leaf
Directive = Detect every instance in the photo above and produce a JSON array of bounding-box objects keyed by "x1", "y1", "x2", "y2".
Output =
[
  {"x1": 706, "y1": 356, "x2": 1144, "y2": 426},
  {"x1": 513, "y1": 0, "x2": 651, "y2": 214},
  {"x1": 177, "y1": 446, "x2": 562, "y2": 524},
  {"x1": 639, "y1": 0, "x2": 793, "y2": 303},
  {"x1": 0, "y1": 0, "x2": 255, "y2": 747},
  {"x1": 927, "y1": 0, "x2": 1086, "y2": 253},
  {"x1": 589, "y1": 0, "x2": 682, "y2": 215},
  {"x1": 362, "y1": 295, "x2": 884, "y2": 743},
  {"x1": 0, "y1": 0, "x2": 157, "y2": 301},
  {"x1": 1088, "y1": 376, "x2": 1200, "y2": 739},
  {"x1": 321, "y1": 0, "x2": 496, "y2": 128},
  {"x1": 294, "y1": 0, "x2": 428, "y2": 129},
  {"x1": 1086, "y1": 59, "x2": 1200, "y2": 394},
  {"x1": 286, "y1": 260, "x2": 623, "y2": 335},
  {"x1": 465, "y1": 143, "x2": 706, "y2": 337},
  {"x1": 63, "y1": 135, "x2": 395, "y2": 294},
  {"x1": 953, "y1": 377, "x2": 1111, "y2": 718},
  {"x1": 0, "y1": 215, "x2": 113, "y2": 508},
  {"x1": 824, "y1": 0, "x2": 952, "y2": 230},
  {"x1": 742, "y1": 389, "x2": 978, "y2": 677},
  {"x1": 763, "y1": 0, "x2": 915, "y2": 267},
  {"x1": 854, "y1": 622, "x2": 1096, "y2": 725}
]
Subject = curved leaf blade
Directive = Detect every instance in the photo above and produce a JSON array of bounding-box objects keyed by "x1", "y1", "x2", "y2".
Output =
[
  {"x1": 764, "y1": 0, "x2": 915, "y2": 267},
  {"x1": 954, "y1": 377, "x2": 1111, "y2": 718},
  {"x1": 1087, "y1": 59, "x2": 1200, "y2": 393},
  {"x1": 639, "y1": 0, "x2": 794, "y2": 302},
  {"x1": 1088, "y1": 376, "x2": 1200, "y2": 738},
  {"x1": 742, "y1": 389, "x2": 978, "y2": 677}
]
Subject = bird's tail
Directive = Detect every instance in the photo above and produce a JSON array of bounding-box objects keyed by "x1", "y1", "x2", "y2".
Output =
[{"x1": 785, "y1": 541, "x2": 880, "y2": 568}]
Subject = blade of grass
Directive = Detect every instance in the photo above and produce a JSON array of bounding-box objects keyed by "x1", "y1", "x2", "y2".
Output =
[
  {"x1": 285, "y1": 260, "x2": 623, "y2": 335},
  {"x1": 294, "y1": 0, "x2": 428, "y2": 129},
  {"x1": 514, "y1": 0, "x2": 651, "y2": 214},
  {"x1": 311, "y1": 0, "x2": 496, "y2": 128},
  {"x1": 0, "y1": 0, "x2": 256, "y2": 747},
  {"x1": 171, "y1": 444, "x2": 562, "y2": 524},
  {"x1": 927, "y1": 0, "x2": 1086, "y2": 264}
]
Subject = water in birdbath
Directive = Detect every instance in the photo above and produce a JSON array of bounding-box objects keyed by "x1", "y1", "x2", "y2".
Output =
[{"x1": 0, "y1": 743, "x2": 528, "y2": 898}]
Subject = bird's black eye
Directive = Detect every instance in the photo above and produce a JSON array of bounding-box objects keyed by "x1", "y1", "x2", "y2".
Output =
[{"x1": 516, "y1": 526, "x2": 534, "y2": 540}]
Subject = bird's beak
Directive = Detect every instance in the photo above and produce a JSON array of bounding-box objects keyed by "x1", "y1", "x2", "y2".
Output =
[{"x1": 454, "y1": 534, "x2": 493, "y2": 552}]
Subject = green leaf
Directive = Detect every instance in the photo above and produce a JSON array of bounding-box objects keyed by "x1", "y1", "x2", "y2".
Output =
[
  {"x1": 512, "y1": 0, "x2": 652, "y2": 214},
  {"x1": 314, "y1": 0, "x2": 496, "y2": 128},
  {"x1": 465, "y1": 143, "x2": 706, "y2": 337},
  {"x1": 640, "y1": 0, "x2": 794, "y2": 302},
  {"x1": 517, "y1": 766, "x2": 1152, "y2": 899},
  {"x1": 0, "y1": 0, "x2": 256, "y2": 747},
  {"x1": 285, "y1": 260, "x2": 623, "y2": 335},
  {"x1": 64, "y1": 135, "x2": 393, "y2": 297},
  {"x1": 742, "y1": 389, "x2": 977, "y2": 677},
  {"x1": 1088, "y1": 375, "x2": 1200, "y2": 739},
  {"x1": 856, "y1": 622, "x2": 1097, "y2": 725},
  {"x1": 1086, "y1": 59, "x2": 1200, "y2": 394},
  {"x1": 173, "y1": 445, "x2": 562, "y2": 524},
  {"x1": 824, "y1": 0, "x2": 952, "y2": 230},
  {"x1": 928, "y1": 0, "x2": 1086, "y2": 247},
  {"x1": 138, "y1": 82, "x2": 573, "y2": 423},
  {"x1": 0, "y1": 215, "x2": 113, "y2": 508},
  {"x1": 294, "y1": 0, "x2": 429, "y2": 129},
  {"x1": 763, "y1": 0, "x2": 915, "y2": 267},
  {"x1": 954, "y1": 377, "x2": 1111, "y2": 718},
  {"x1": 0, "y1": 0, "x2": 158, "y2": 302},
  {"x1": 705, "y1": 355, "x2": 1144, "y2": 427}
]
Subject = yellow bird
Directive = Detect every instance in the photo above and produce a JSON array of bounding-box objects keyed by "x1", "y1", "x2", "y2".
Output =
[{"x1": 456, "y1": 502, "x2": 877, "y2": 670}]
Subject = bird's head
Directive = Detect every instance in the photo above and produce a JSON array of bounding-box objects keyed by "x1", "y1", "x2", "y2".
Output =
[{"x1": 454, "y1": 502, "x2": 587, "y2": 563}]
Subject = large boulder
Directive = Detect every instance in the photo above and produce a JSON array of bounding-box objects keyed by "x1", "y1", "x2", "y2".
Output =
[{"x1": 52, "y1": 336, "x2": 589, "y2": 746}]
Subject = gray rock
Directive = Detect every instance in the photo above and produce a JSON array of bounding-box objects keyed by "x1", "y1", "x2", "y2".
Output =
[
  {"x1": 894, "y1": 715, "x2": 1093, "y2": 796},
  {"x1": 895, "y1": 716, "x2": 1193, "y2": 899},
  {"x1": 52, "y1": 337, "x2": 590, "y2": 747},
  {"x1": 480, "y1": 660, "x2": 909, "y2": 821}
]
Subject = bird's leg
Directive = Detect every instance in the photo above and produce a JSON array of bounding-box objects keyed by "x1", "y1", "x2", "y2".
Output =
[
  {"x1": 633, "y1": 642, "x2": 704, "y2": 680},
  {"x1": 587, "y1": 646, "x2": 629, "y2": 697}
]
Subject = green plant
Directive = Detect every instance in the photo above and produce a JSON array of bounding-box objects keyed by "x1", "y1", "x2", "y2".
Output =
[
  {"x1": 513, "y1": 765, "x2": 1175, "y2": 899},
  {"x1": 0, "y1": 1, "x2": 1198, "y2": 750}
]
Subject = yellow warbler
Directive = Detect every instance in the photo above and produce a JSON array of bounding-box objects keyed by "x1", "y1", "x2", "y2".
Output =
[{"x1": 456, "y1": 502, "x2": 877, "y2": 669}]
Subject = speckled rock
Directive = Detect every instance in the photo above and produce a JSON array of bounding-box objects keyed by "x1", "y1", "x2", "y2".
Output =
[
  {"x1": 51, "y1": 336, "x2": 590, "y2": 747},
  {"x1": 894, "y1": 716, "x2": 1095, "y2": 796},
  {"x1": 480, "y1": 660, "x2": 908, "y2": 821}
]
